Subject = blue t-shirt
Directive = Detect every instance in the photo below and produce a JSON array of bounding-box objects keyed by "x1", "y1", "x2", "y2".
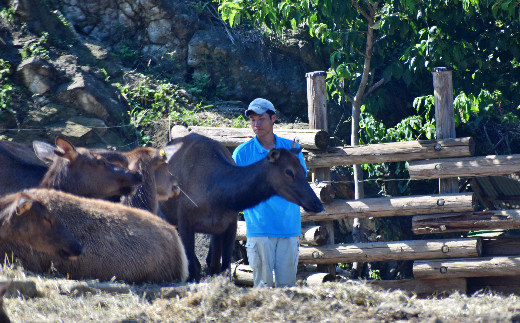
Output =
[{"x1": 232, "y1": 134, "x2": 307, "y2": 237}]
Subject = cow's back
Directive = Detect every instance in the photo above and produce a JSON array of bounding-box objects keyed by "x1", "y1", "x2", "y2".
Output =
[{"x1": 0, "y1": 189, "x2": 188, "y2": 283}]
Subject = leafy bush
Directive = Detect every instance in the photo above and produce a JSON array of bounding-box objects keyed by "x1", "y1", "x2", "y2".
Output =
[{"x1": 114, "y1": 73, "x2": 212, "y2": 145}]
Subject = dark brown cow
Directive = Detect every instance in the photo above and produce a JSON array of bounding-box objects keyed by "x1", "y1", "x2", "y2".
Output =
[
  {"x1": 0, "y1": 141, "x2": 47, "y2": 197},
  {"x1": 94, "y1": 144, "x2": 182, "y2": 214},
  {"x1": 160, "y1": 133, "x2": 324, "y2": 282},
  {"x1": 0, "y1": 191, "x2": 82, "y2": 260},
  {"x1": 0, "y1": 189, "x2": 188, "y2": 283}
]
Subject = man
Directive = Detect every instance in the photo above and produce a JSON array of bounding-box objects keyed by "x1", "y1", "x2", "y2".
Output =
[{"x1": 232, "y1": 98, "x2": 306, "y2": 287}]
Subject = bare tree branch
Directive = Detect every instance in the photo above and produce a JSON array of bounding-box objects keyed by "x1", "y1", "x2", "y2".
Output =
[
  {"x1": 352, "y1": 1, "x2": 371, "y2": 22},
  {"x1": 355, "y1": 47, "x2": 367, "y2": 58},
  {"x1": 363, "y1": 78, "x2": 385, "y2": 101}
]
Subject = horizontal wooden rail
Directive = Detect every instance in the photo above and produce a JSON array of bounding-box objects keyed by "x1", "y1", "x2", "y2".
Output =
[
  {"x1": 412, "y1": 210, "x2": 520, "y2": 234},
  {"x1": 482, "y1": 238, "x2": 520, "y2": 256},
  {"x1": 408, "y1": 154, "x2": 520, "y2": 179},
  {"x1": 231, "y1": 264, "x2": 468, "y2": 296},
  {"x1": 299, "y1": 238, "x2": 481, "y2": 264},
  {"x1": 174, "y1": 126, "x2": 330, "y2": 150},
  {"x1": 236, "y1": 221, "x2": 329, "y2": 246},
  {"x1": 304, "y1": 137, "x2": 474, "y2": 168},
  {"x1": 414, "y1": 256, "x2": 520, "y2": 279},
  {"x1": 301, "y1": 193, "x2": 475, "y2": 222}
]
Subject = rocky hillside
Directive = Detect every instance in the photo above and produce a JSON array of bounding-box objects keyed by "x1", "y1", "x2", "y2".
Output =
[{"x1": 0, "y1": 0, "x2": 328, "y2": 148}]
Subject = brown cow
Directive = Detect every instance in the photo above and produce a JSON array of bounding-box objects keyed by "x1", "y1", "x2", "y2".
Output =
[
  {"x1": 33, "y1": 137, "x2": 143, "y2": 199},
  {"x1": 0, "y1": 191, "x2": 82, "y2": 260},
  {"x1": 94, "y1": 144, "x2": 182, "y2": 214},
  {"x1": 0, "y1": 281, "x2": 11, "y2": 323},
  {"x1": 160, "y1": 133, "x2": 324, "y2": 282},
  {"x1": 0, "y1": 189, "x2": 188, "y2": 283}
]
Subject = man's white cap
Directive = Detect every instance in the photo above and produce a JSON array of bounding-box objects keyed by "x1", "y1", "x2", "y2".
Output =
[{"x1": 245, "y1": 98, "x2": 276, "y2": 117}]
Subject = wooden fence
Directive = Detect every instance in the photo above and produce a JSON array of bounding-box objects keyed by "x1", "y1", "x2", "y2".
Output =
[{"x1": 174, "y1": 69, "x2": 520, "y2": 296}]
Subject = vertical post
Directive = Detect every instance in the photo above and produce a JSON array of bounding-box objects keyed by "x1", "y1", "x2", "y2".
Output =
[
  {"x1": 432, "y1": 67, "x2": 458, "y2": 193},
  {"x1": 306, "y1": 71, "x2": 335, "y2": 275}
]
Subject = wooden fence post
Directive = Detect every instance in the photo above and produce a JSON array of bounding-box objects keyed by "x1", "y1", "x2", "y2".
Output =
[
  {"x1": 432, "y1": 67, "x2": 458, "y2": 194},
  {"x1": 306, "y1": 71, "x2": 335, "y2": 275}
]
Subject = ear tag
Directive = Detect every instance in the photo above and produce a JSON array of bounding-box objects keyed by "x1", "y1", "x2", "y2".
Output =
[{"x1": 160, "y1": 149, "x2": 166, "y2": 157}]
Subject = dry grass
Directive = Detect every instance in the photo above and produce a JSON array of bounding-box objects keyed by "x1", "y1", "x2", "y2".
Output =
[{"x1": 2, "y1": 260, "x2": 520, "y2": 323}]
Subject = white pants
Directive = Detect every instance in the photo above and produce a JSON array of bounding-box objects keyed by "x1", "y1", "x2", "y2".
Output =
[{"x1": 245, "y1": 236, "x2": 299, "y2": 288}]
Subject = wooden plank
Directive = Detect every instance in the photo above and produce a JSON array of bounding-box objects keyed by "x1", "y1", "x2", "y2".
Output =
[
  {"x1": 408, "y1": 154, "x2": 520, "y2": 179},
  {"x1": 414, "y1": 256, "x2": 520, "y2": 279},
  {"x1": 299, "y1": 238, "x2": 481, "y2": 264},
  {"x1": 183, "y1": 126, "x2": 330, "y2": 150},
  {"x1": 412, "y1": 210, "x2": 520, "y2": 234},
  {"x1": 305, "y1": 137, "x2": 474, "y2": 168},
  {"x1": 301, "y1": 193, "x2": 475, "y2": 222}
]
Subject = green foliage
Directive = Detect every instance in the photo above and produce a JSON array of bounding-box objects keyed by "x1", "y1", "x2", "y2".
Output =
[
  {"x1": 0, "y1": 59, "x2": 15, "y2": 121},
  {"x1": 0, "y1": 7, "x2": 15, "y2": 24},
  {"x1": 187, "y1": 71, "x2": 211, "y2": 97},
  {"x1": 20, "y1": 32, "x2": 50, "y2": 60},
  {"x1": 232, "y1": 115, "x2": 249, "y2": 128},
  {"x1": 114, "y1": 73, "x2": 211, "y2": 145}
]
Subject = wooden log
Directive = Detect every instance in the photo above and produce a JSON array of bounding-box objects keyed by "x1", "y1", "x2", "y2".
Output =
[
  {"x1": 305, "y1": 273, "x2": 337, "y2": 286},
  {"x1": 184, "y1": 126, "x2": 329, "y2": 150},
  {"x1": 230, "y1": 264, "x2": 333, "y2": 287},
  {"x1": 235, "y1": 221, "x2": 329, "y2": 246},
  {"x1": 482, "y1": 237, "x2": 520, "y2": 256},
  {"x1": 368, "y1": 278, "x2": 467, "y2": 297},
  {"x1": 306, "y1": 71, "x2": 335, "y2": 275},
  {"x1": 301, "y1": 193, "x2": 475, "y2": 222},
  {"x1": 305, "y1": 137, "x2": 474, "y2": 168},
  {"x1": 467, "y1": 276, "x2": 520, "y2": 295},
  {"x1": 432, "y1": 67, "x2": 458, "y2": 193},
  {"x1": 408, "y1": 154, "x2": 520, "y2": 179},
  {"x1": 298, "y1": 238, "x2": 481, "y2": 264},
  {"x1": 414, "y1": 256, "x2": 520, "y2": 279},
  {"x1": 412, "y1": 210, "x2": 520, "y2": 234},
  {"x1": 310, "y1": 182, "x2": 335, "y2": 204}
]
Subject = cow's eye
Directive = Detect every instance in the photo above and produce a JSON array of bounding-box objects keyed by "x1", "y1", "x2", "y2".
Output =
[{"x1": 285, "y1": 169, "x2": 295, "y2": 179}]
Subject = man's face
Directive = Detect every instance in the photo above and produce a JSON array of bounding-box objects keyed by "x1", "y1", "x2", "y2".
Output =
[{"x1": 248, "y1": 112, "x2": 276, "y2": 137}]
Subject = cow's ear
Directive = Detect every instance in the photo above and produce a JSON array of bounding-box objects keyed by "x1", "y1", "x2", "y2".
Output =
[
  {"x1": 162, "y1": 142, "x2": 183, "y2": 162},
  {"x1": 33, "y1": 140, "x2": 56, "y2": 164},
  {"x1": 267, "y1": 149, "x2": 281, "y2": 163},
  {"x1": 55, "y1": 136, "x2": 78, "y2": 162},
  {"x1": 15, "y1": 197, "x2": 33, "y2": 216}
]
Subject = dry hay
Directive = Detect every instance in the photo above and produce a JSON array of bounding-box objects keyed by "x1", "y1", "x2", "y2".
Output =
[{"x1": 1, "y1": 260, "x2": 520, "y2": 322}]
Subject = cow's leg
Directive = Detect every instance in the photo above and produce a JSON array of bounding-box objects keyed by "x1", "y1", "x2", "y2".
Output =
[
  {"x1": 178, "y1": 220, "x2": 201, "y2": 282},
  {"x1": 220, "y1": 219, "x2": 238, "y2": 274},
  {"x1": 206, "y1": 234, "x2": 223, "y2": 275}
]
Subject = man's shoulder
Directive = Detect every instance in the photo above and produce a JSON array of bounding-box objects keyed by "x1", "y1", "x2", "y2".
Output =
[
  {"x1": 234, "y1": 138, "x2": 255, "y2": 153},
  {"x1": 232, "y1": 138, "x2": 256, "y2": 161},
  {"x1": 275, "y1": 135, "x2": 300, "y2": 149}
]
